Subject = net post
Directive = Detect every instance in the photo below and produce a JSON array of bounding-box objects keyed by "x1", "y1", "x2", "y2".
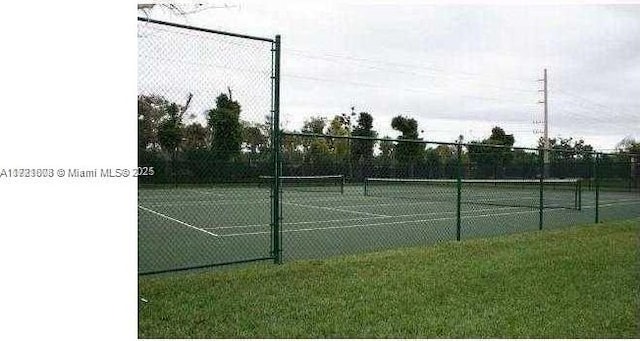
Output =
[
  {"x1": 538, "y1": 148, "x2": 544, "y2": 230},
  {"x1": 271, "y1": 34, "x2": 282, "y2": 264},
  {"x1": 341, "y1": 175, "x2": 345, "y2": 195},
  {"x1": 456, "y1": 142, "x2": 462, "y2": 241},
  {"x1": 364, "y1": 178, "x2": 368, "y2": 196}
]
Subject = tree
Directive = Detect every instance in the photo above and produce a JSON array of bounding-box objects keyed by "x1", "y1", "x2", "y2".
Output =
[
  {"x1": 282, "y1": 132, "x2": 304, "y2": 163},
  {"x1": 138, "y1": 3, "x2": 235, "y2": 17},
  {"x1": 137, "y1": 93, "x2": 192, "y2": 183},
  {"x1": 467, "y1": 126, "x2": 515, "y2": 179},
  {"x1": 488, "y1": 126, "x2": 515, "y2": 146},
  {"x1": 241, "y1": 121, "x2": 269, "y2": 165},
  {"x1": 616, "y1": 139, "x2": 640, "y2": 187},
  {"x1": 242, "y1": 121, "x2": 268, "y2": 155},
  {"x1": 616, "y1": 137, "x2": 640, "y2": 154},
  {"x1": 373, "y1": 136, "x2": 395, "y2": 178},
  {"x1": 351, "y1": 112, "x2": 377, "y2": 163},
  {"x1": 538, "y1": 137, "x2": 594, "y2": 178},
  {"x1": 138, "y1": 93, "x2": 193, "y2": 155},
  {"x1": 301, "y1": 116, "x2": 331, "y2": 164},
  {"x1": 302, "y1": 116, "x2": 326, "y2": 134},
  {"x1": 391, "y1": 115, "x2": 424, "y2": 166},
  {"x1": 538, "y1": 137, "x2": 594, "y2": 161},
  {"x1": 509, "y1": 149, "x2": 540, "y2": 179},
  {"x1": 157, "y1": 103, "x2": 184, "y2": 153},
  {"x1": 156, "y1": 93, "x2": 193, "y2": 154},
  {"x1": 379, "y1": 136, "x2": 394, "y2": 162},
  {"x1": 207, "y1": 93, "x2": 243, "y2": 161},
  {"x1": 488, "y1": 127, "x2": 515, "y2": 177},
  {"x1": 182, "y1": 122, "x2": 209, "y2": 151},
  {"x1": 138, "y1": 94, "x2": 170, "y2": 151},
  {"x1": 425, "y1": 145, "x2": 456, "y2": 178},
  {"x1": 326, "y1": 115, "x2": 350, "y2": 159}
]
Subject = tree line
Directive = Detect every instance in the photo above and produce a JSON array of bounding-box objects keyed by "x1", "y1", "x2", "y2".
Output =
[{"x1": 138, "y1": 92, "x2": 639, "y2": 183}]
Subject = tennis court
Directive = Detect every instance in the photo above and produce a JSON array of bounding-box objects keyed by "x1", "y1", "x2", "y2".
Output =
[{"x1": 138, "y1": 178, "x2": 640, "y2": 275}]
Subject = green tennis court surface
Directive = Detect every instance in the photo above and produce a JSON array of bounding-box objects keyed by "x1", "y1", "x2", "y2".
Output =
[{"x1": 138, "y1": 182, "x2": 640, "y2": 275}]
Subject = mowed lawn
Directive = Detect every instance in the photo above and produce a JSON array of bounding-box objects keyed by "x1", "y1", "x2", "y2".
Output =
[{"x1": 138, "y1": 219, "x2": 640, "y2": 338}]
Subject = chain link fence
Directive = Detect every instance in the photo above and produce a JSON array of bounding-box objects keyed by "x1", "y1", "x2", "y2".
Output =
[
  {"x1": 138, "y1": 18, "x2": 639, "y2": 275},
  {"x1": 276, "y1": 133, "x2": 639, "y2": 262},
  {"x1": 596, "y1": 152, "x2": 640, "y2": 222},
  {"x1": 137, "y1": 18, "x2": 279, "y2": 275}
]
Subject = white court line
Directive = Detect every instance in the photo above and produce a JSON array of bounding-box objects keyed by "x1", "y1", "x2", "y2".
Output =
[
  {"x1": 582, "y1": 200, "x2": 640, "y2": 209},
  {"x1": 142, "y1": 193, "x2": 635, "y2": 235},
  {"x1": 220, "y1": 208, "x2": 550, "y2": 237},
  {"x1": 283, "y1": 196, "x2": 380, "y2": 205},
  {"x1": 283, "y1": 201, "x2": 391, "y2": 218},
  {"x1": 340, "y1": 201, "x2": 442, "y2": 208},
  {"x1": 596, "y1": 198, "x2": 640, "y2": 204},
  {"x1": 142, "y1": 200, "x2": 270, "y2": 207},
  {"x1": 140, "y1": 194, "x2": 363, "y2": 207},
  {"x1": 342, "y1": 196, "x2": 562, "y2": 208},
  {"x1": 215, "y1": 198, "x2": 640, "y2": 237},
  {"x1": 204, "y1": 205, "x2": 522, "y2": 231},
  {"x1": 138, "y1": 205, "x2": 219, "y2": 237}
]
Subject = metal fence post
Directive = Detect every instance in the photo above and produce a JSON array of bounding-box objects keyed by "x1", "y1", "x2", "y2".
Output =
[
  {"x1": 456, "y1": 142, "x2": 462, "y2": 241},
  {"x1": 539, "y1": 148, "x2": 544, "y2": 230},
  {"x1": 595, "y1": 152, "x2": 600, "y2": 224},
  {"x1": 271, "y1": 35, "x2": 282, "y2": 264},
  {"x1": 577, "y1": 179, "x2": 582, "y2": 210}
]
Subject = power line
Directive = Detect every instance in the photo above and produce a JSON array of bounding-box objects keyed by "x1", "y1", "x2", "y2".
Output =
[
  {"x1": 554, "y1": 89, "x2": 637, "y2": 119},
  {"x1": 282, "y1": 73, "x2": 537, "y2": 106},
  {"x1": 286, "y1": 48, "x2": 535, "y2": 84},
  {"x1": 286, "y1": 48, "x2": 536, "y2": 94}
]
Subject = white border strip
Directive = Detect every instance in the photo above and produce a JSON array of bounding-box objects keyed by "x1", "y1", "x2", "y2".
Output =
[
  {"x1": 220, "y1": 208, "x2": 548, "y2": 237},
  {"x1": 204, "y1": 205, "x2": 522, "y2": 231},
  {"x1": 138, "y1": 205, "x2": 219, "y2": 237}
]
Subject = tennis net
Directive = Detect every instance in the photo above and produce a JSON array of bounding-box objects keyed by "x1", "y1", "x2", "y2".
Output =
[
  {"x1": 259, "y1": 175, "x2": 345, "y2": 194},
  {"x1": 364, "y1": 178, "x2": 581, "y2": 210}
]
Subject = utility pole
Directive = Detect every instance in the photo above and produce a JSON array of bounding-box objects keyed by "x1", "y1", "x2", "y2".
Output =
[{"x1": 538, "y1": 69, "x2": 549, "y2": 177}]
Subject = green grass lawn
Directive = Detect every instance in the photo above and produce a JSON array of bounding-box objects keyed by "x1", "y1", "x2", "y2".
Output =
[{"x1": 138, "y1": 219, "x2": 640, "y2": 338}]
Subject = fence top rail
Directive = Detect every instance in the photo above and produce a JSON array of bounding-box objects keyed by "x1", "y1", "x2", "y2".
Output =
[
  {"x1": 137, "y1": 17, "x2": 276, "y2": 43},
  {"x1": 282, "y1": 131, "x2": 538, "y2": 152},
  {"x1": 259, "y1": 175, "x2": 344, "y2": 180},
  {"x1": 282, "y1": 131, "x2": 640, "y2": 157},
  {"x1": 366, "y1": 178, "x2": 581, "y2": 184},
  {"x1": 283, "y1": 131, "x2": 459, "y2": 147}
]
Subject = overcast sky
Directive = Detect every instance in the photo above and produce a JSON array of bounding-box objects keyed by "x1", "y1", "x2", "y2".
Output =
[{"x1": 140, "y1": 1, "x2": 640, "y2": 151}]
